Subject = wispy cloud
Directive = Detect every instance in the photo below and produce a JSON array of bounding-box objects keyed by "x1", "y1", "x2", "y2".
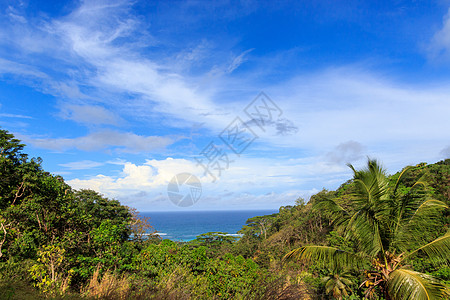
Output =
[
  {"x1": 48, "y1": 0, "x2": 222, "y2": 127},
  {"x1": 20, "y1": 130, "x2": 175, "y2": 153},
  {"x1": 0, "y1": 58, "x2": 48, "y2": 79},
  {"x1": 6, "y1": 5, "x2": 27, "y2": 24},
  {"x1": 59, "y1": 160, "x2": 104, "y2": 170},
  {"x1": 2, "y1": 1, "x2": 449, "y2": 168},
  {"x1": 0, "y1": 0, "x2": 227, "y2": 131},
  {"x1": 267, "y1": 67, "x2": 450, "y2": 151},
  {"x1": 227, "y1": 48, "x2": 254, "y2": 74},
  {"x1": 428, "y1": 7, "x2": 450, "y2": 60},
  {"x1": 0, "y1": 113, "x2": 32, "y2": 119},
  {"x1": 57, "y1": 104, "x2": 123, "y2": 126},
  {"x1": 1, "y1": 1, "x2": 449, "y2": 210}
]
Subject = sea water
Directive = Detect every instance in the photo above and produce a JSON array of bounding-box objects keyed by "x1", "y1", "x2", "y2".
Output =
[{"x1": 140, "y1": 210, "x2": 277, "y2": 242}]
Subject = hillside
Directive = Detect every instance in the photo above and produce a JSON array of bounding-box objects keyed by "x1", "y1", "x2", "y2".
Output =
[{"x1": 0, "y1": 129, "x2": 448, "y2": 299}]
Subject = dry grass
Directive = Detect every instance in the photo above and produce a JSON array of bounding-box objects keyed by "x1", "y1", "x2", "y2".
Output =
[{"x1": 84, "y1": 267, "x2": 131, "y2": 300}]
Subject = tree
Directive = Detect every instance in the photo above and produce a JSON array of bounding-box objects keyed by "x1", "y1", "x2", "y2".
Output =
[
  {"x1": 239, "y1": 215, "x2": 275, "y2": 240},
  {"x1": 0, "y1": 129, "x2": 42, "y2": 209},
  {"x1": 295, "y1": 197, "x2": 306, "y2": 207},
  {"x1": 322, "y1": 269, "x2": 353, "y2": 299},
  {"x1": 127, "y1": 207, "x2": 158, "y2": 242},
  {"x1": 284, "y1": 159, "x2": 449, "y2": 299},
  {"x1": 0, "y1": 129, "x2": 138, "y2": 289},
  {"x1": 194, "y1": 232, "x2": 238, "y2": 247},
  {"x1": 29, "y1": 244, "x2": 72, "y2": 295},
  {"x1": 0, "y1": 129, "x2": 78, "y2": 260}
]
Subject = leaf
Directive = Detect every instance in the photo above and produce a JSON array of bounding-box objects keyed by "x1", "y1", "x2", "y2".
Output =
[
  {"x1": 346, "y1": 210, "x2": 384, "y2": 257},
  {"x1": 393, "y1": 166, "x2": 413, "y2": 196},
  {"x1": 283, "y1": 245, "x2": 365, "y2": 270},
  {"x1": 387, "y1": 268, "x2": 449, "y2": 300},
  {"x1": 406, "y1": 231, "x2": 450, "y2": 265},
  {"x1": 349, "y1": 159, "x2": 390, "y2": 206},
  {"x1": 409, "y1": 199, "x2": 448, "y2": 222},
  {"x1": 313, "y1": 197, "x2": 349, "y2": 227}
]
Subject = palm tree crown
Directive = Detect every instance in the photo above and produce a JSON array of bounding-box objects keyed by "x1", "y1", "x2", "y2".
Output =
[{"x1": 284, "y1": 159, "x2": 449, "y2": 299}]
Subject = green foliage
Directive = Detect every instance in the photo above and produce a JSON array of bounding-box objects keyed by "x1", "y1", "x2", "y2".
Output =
[
  {"x1": 387, "y1": 269, "x2": 449, "y2": 300},
  {"x1": 322, "y1": 270, "x2": 354, "y2": 299},
  {"x1": 284, "y1": 159, "x2": 449, "y2": 300},
  {"x1": 192, "y1": 231, "x2": 238, "y2": 250},
  {"x1": 0, "y1": 129, "x2": 139, "y2": 294},
  {"x1": 1, "y1": 129, "x2": 449, "y2": 299},
  {"x1": 29, "y1": 244, "x2": 72, "y2": 296},
  {"x1": 327, "y1": 231, "x2": 354, "y2": 252},
  {"x1": 130, "y1": 239, "x2": 267, "y2": 298},
  {"x1": 203, "y1": 253, "x2": 263, "y2": 298}
]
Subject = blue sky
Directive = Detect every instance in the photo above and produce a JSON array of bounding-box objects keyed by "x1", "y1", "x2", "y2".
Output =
[{"x1": 0, "y1": 0, "x2": 450, "y2": 211}]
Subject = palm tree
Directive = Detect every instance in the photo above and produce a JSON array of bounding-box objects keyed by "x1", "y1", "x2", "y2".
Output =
[
  {"x1": 322, "y1": 269, "x2": 354, "y2": 299},
  {"x1": 284, "y1": 159, "x2": 449, "y2": 299}
]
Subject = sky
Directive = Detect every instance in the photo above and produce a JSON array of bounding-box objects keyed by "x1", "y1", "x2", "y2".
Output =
[{"x1": 0, "y1": 0, "x2": 450, "y2": 211}]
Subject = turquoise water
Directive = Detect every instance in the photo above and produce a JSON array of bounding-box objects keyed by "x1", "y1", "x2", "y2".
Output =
[{"x1": 141, "y1": 210, "x2": 277, "y2": 242}]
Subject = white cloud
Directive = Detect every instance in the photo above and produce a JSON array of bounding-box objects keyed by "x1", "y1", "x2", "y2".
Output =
[
  {"x1": 67, "y1": 158, "x2": 203, "y2": 206},
  {"x1": 0, "y1": 1, "x2": 230, "y2": 131},
  {"x1": 65, "y1": 155, "x2": 353, "y2": 210},
  {"x1": 227, "y1": 48, "x2": 254, "y2": 74},
  {"x1": 46, "y1": 0, "x2": 225, "y2": 129},
  {"x1": 7, "y1": 5, "x2": 27, "y2": 24},
  {"x1": 266, "y1": 67, "x2": 450, "y2": 154},
  {"x1": 1, "y1": 0, "x2": 450, "y2": 211},
  {"x1": 59, "y1": 160, "x2": 104, "y2": 170},
  {"x1": 0, "y1": 113, "x2": 32, "y2": 119},
  {"x1": 0, "y1": 58, "x2": 48, "y2": 79},
  {"x1": 429, "y1": 7, "x2": 450, "y2": 60},
  {"x1": 58, "y1": 104, "x2": 123, "y2": 126},
  {"x1": 1, "y1": 1, "x2": 449, "y2": 144},
  {"x1": 21, "y1": 130, "x2": 175, "y2": 153}
]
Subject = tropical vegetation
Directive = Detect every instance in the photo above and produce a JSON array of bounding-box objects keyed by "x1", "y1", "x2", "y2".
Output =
[
  {"x1": 0, "y1": 128, "x2": 448, "y2": 299},
  {"x1": 284, "y1": 159, "x2": 449, "y2": 299}
]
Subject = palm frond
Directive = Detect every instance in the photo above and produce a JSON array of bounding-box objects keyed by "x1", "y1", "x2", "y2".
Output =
[
  {"x1": 394, "y1": 200, "x2": 449, "y2": 253},
  {"x1": 393, "y1": 166, "x2": 413, "y2": 195},
  {"x1": 346, "y1": 210, "x2": 384, "y2": 257},
  {"x1": 349, "y1": 159, "x2": 390, "y2": 211},
  {"x1": 347, "y1": 159, "x2": 391, "y2": 249},
  {"x1": 387, "y1": 268, "x2": 449, "y2": 300},
  {"x1": 390, "y1": 167, "x2": 445, "y2": 245},
  {"x1": 283, "y1": 245, "x2": 365, "y2": 270},
  {"x1": 347, "y1": 163, "x2": 357, "y2": 174},
  {"x1": 409, "y1": 199, "x2": 448, "y2": 221},
  {"x1": 406, "y1": 231, "x2": 450, "y2": 265},
  {"x1": 313, "y1": 197, "x2": 349, "y2": 227},
  {"x1": 411, "y1": 180, "x2": 427, "y2": 190},
  {"x1": 353, "y1": 178, "x2": 374, "y2": 203}
]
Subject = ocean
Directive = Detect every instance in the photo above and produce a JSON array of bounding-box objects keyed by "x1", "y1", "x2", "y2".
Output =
[{"x1": 140, "y1": 210, "x2": 278, "y2": 242}]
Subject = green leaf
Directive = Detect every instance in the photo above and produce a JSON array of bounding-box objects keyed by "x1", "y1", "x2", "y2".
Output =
[
  {"x1": 387, "y1": 268, "x2": 449, "y2": 300},
  {"x1": 406, "y1": 231, "x2": 450, "y2": 265},
  {"x1": 283, "y1": 245, "x2": 365, "y2": 270},
  {"x1": 313, "y1": 197, "x2": 349, "y2": 226},
  {"x1": 346, "y1": 209, "x2": 385, "y2": 257},
  {"x1": 409, "y1": 199, "x2": 448, "y2": 222}
]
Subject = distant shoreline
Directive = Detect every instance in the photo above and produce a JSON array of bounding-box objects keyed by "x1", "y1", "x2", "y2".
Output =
[{"x1": 140, "y1": 209, "x2": 278, "y2": 241}]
